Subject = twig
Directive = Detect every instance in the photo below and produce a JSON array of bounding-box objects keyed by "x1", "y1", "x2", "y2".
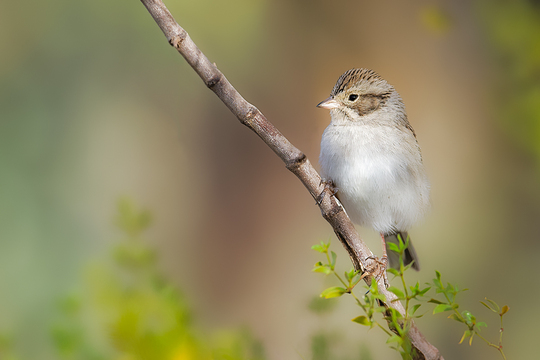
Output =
[{"x1": 139, "y1": 1, "x2": 444, "y2": 359}]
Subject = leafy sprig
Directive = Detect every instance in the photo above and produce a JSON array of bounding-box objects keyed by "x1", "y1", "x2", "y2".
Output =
[
  {"x1": 429, "y1": 271, "x2": 509, "y2": 359},
  {"x1": 311, "y1": 237, "x2": 510, "y2": 359}
]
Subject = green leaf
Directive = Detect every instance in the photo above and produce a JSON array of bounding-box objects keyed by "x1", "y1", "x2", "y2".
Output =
[
  {"x1": 469, "y1": 331, "x2": 475, "y2": 346},
  {"x1": 480, "y1": 301, "x2": 495, "y2": 312},
  {"x1": 311, "y1": 242, "x2": 328, "y2": 253},
  {"x1": 345, "y1": 269, "x2": 353, "y2": 281},
  {"x1": 432, "y1": 271, "x2": 443, "y2": 291},
  {"x1": 485, "y1": 298, "x2": 500, "y2": 312},
  {"x1": 445, "y1": 283, "x2": 456, "y2": 296},
  {"x1": 351, "y1": 315, "x2": 371, "y2": 326},
  {"x1": 387, "y1": 242, "x2": 400, "y2": 253},
  {"x1": 330, "y1": 251, "x2": 337, "y2": 268},
  {"x1": 428, "y1": 298, "x2": 444, "y2": 304},
  {"x1": 386, "y1": 267, "x2": 399, "y2": 276},
  {"x1": 411, "y1": 304, "x2": 421, "y2": 315},
  {"x1": 311, "y1": 244, "x2": 325, "y2": 253},
  {"x1": 312, "y1": 264, "x2": 332, "y2": 274},
  {"x1": 320, "y1": 286, "x2": 347, "y2": 299},
  {"x1": 459, "y1": 330, "x2": 471, "y2": 344},
  {"x1": 403, "y1": 262, "x2": 414, "y2": 272},
  {"x1": 386, "y1": 334, "x2": 403, "y2": 345},
  {"x1": 461, "y1": 311, "x2": 475, "y2": 326},
  {"x1": 386, "y1": 307, "x2": 403, "y2": 322},
  {"x1": 476, "y1": 321, "x2": 487, "y2": 330},
  {"x1": 387, "y1": 286, "x2": 405, "y2": 299},
  {"x1": 500, "y1": 305, "x2": 509, "y2": 316},
  {"x1": 433, "y1": 304, "x2": 454, "y2": 314},
  {"x1": 415, "y1": 286, "x2": 431, "y2": 297},
  {"x1": 403, "y1": 234, "x2": 411, "y2": 248},
  {"x1": 447, "y1": 313, "x2": 464, "y2": 323}
]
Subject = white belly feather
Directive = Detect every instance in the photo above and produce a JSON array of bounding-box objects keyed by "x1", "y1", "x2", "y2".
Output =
[{"x1": 319, "y1": 123, "x2": 430, "y2": 234}]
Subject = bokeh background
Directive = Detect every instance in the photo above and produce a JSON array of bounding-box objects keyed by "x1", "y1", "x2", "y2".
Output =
[{"x1": 1, "y1": 0, "x2": 539, "y2": 359}]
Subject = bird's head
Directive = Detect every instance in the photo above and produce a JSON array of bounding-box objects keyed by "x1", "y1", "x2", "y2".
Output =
[{"x1": 317, "y1": 68, "x2": 401, "y2": 119}]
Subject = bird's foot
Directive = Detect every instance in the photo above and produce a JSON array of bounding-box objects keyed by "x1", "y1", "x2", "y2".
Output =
[
  {"x1": 364, "y1": 255, "x2": 389, "y2": 288},
  {"x1": 316, "y1": 179, "x2": 338, "y2": 205}
]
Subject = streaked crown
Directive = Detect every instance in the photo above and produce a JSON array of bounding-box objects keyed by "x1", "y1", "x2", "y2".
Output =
[{"x1": 331, "y1": 68, "x2": 393, "y2": 98}]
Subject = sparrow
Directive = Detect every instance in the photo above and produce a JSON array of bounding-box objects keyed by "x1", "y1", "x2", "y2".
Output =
[{"x1": 317, "y1": 68, "x2": 430, "y2": 270}]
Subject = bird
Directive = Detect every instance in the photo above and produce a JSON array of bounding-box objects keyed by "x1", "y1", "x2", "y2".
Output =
[{"x1": 317, "y1": 68, "x2": 430, "y2": 271}]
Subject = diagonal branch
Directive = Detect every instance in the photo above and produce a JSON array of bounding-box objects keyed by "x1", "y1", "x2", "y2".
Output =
[{"x1": 139, "y1": 1, "x2": 444, "y2": 359}]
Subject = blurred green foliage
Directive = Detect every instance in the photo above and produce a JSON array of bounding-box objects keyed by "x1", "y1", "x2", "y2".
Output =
[
  {"x1": 48, "y1": 198, "x2": 266, "y2": 360},
  {"x1": 307, "y1": 302, "x2": 373, "y2": 360},
  {"x1": 478, "y1": 0, "x2": 540, "y2": 162},
  {"x1": 420, "y1": 5, "x2": 452, "y2": 35}
]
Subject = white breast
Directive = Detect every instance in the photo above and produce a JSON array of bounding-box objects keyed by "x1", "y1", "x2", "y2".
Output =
[{"x1": 319, "y1": 120, "x2": 430, "y2": 234}]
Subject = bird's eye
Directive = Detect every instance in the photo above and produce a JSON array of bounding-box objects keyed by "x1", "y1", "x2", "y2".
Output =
[{"x1": 348, "y1": 94, "x2": 359, "y2": 101}]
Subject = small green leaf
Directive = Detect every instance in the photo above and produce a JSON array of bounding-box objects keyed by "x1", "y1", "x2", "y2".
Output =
[
  {"x1": 312, "y1": 264, "x2": 332, "y2": 274},
  {"x1": 433, "y1": 304, "x2": 454, "y2": 314},
  {"x1": 320, "y1": 286, "x2": 347, "y2": 299},
  {"x1": 386, "y1": 334, "x2": 403, "y2": 345},
  {"x1": 445, "y1": 283, "x2": 456, "y2": 296},
  {"x1": 351, "y1": 315, "x2": 371, "y2": 326},
  {"x1": 476, "y1": 321, "x2": 487, "y2": 330},
  {"x1": 403, "y1": 261, "x2": 414, "y2": 272},
  {"x1": 469, "y1": 331, "x2": 475, "y2": 346},
  {"x1": 500, "y1": 305, "x2": 509, "y2": 316},
  {"x1": 312, "y1": 241, "x2": 330, "y2": 253},
  {"x1": 461, "y1": 311, "x2": 475, "y2": 326},
  {"x1": 311, "y1": 244, "x2": 325, "y2": 253},
  {"x1": 480, "y1": 301, "x2": 495, "y2": 312},
  {"x1": 387, "y1": 286, "x2": 405, "y2": 299},
  {"x1": 386, "y1": 307, "x2": 403, "y2": 322},
  {"x1": 432, "y1": 272, "x2": 443, "y2": 291},
  {"x1": 411, "y1": 304, "x2": 421, "y2": 315},
  {"x1": 416, "y1": 286, "x2": 431, "y2": 296},
  {"x1": 447, "y1": 313, "x2": 464, "y2": 323},
  {"x1": 403, "y1": 234, "x2": 411, "y2": 248},
  {"x1": 387, "y1": 242, "x2": 399, "y2": 253},
  {"x1": 485, "y1": 298, "x2": 500, "y2": 312},
  {"x1": 428, "y1": 298, "x2": 444, "y2": 304},
  {"x1": 459, "y1": 330, "x2": 471, "y2": 344},
  {"x1": 386, "y1": 267, "x2": 399, "y2": 276},
  {"x1": 331, "y1": 251, "x2": 337, "y2": 268},
  {"x1": 345, "y1": 269, "x2": 354, "y2": 281}
]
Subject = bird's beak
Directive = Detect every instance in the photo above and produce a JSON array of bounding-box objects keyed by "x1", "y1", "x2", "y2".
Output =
[{"x1": 317, "y1": 96, "x2": 340, "y2": 109}]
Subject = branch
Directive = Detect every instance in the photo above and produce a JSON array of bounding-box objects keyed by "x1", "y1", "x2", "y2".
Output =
[{"x1": 139, "y1": 1, "x2": 444, "y2": 359}]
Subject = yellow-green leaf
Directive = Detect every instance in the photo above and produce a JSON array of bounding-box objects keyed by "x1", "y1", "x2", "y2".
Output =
[
  {"x1": 433, "y1": 304, "x2": 454, "y2": 314},
  {"x1": 312, "y1": 265, "x2": 332, "y2": 274},
  {"x1": 320, "y1": 286, "x2": 347, "y2": 299},
  {"x1": 459, "y1": 330, "x2": 471, "y2": 344},
  {"x1": 351, "y1": 315, "x2": 371, "y2": 326}
]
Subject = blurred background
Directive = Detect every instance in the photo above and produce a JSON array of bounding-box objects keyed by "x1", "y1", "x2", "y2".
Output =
[{"x1": 1, "y1": 0, "x2": 539, "y2": 359}]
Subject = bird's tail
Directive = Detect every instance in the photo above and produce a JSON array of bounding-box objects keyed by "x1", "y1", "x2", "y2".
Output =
[{"x1": 384, "y1": 232, "x2": 420, "y2": 271}]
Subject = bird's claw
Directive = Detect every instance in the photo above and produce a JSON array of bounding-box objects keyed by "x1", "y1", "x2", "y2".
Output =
[
  {"x1": 364, "y1": 255, "x2": 389, "y2": 288},
  {"x1": 316, "y1": 180, "x2": 338, "y2": 205}
]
